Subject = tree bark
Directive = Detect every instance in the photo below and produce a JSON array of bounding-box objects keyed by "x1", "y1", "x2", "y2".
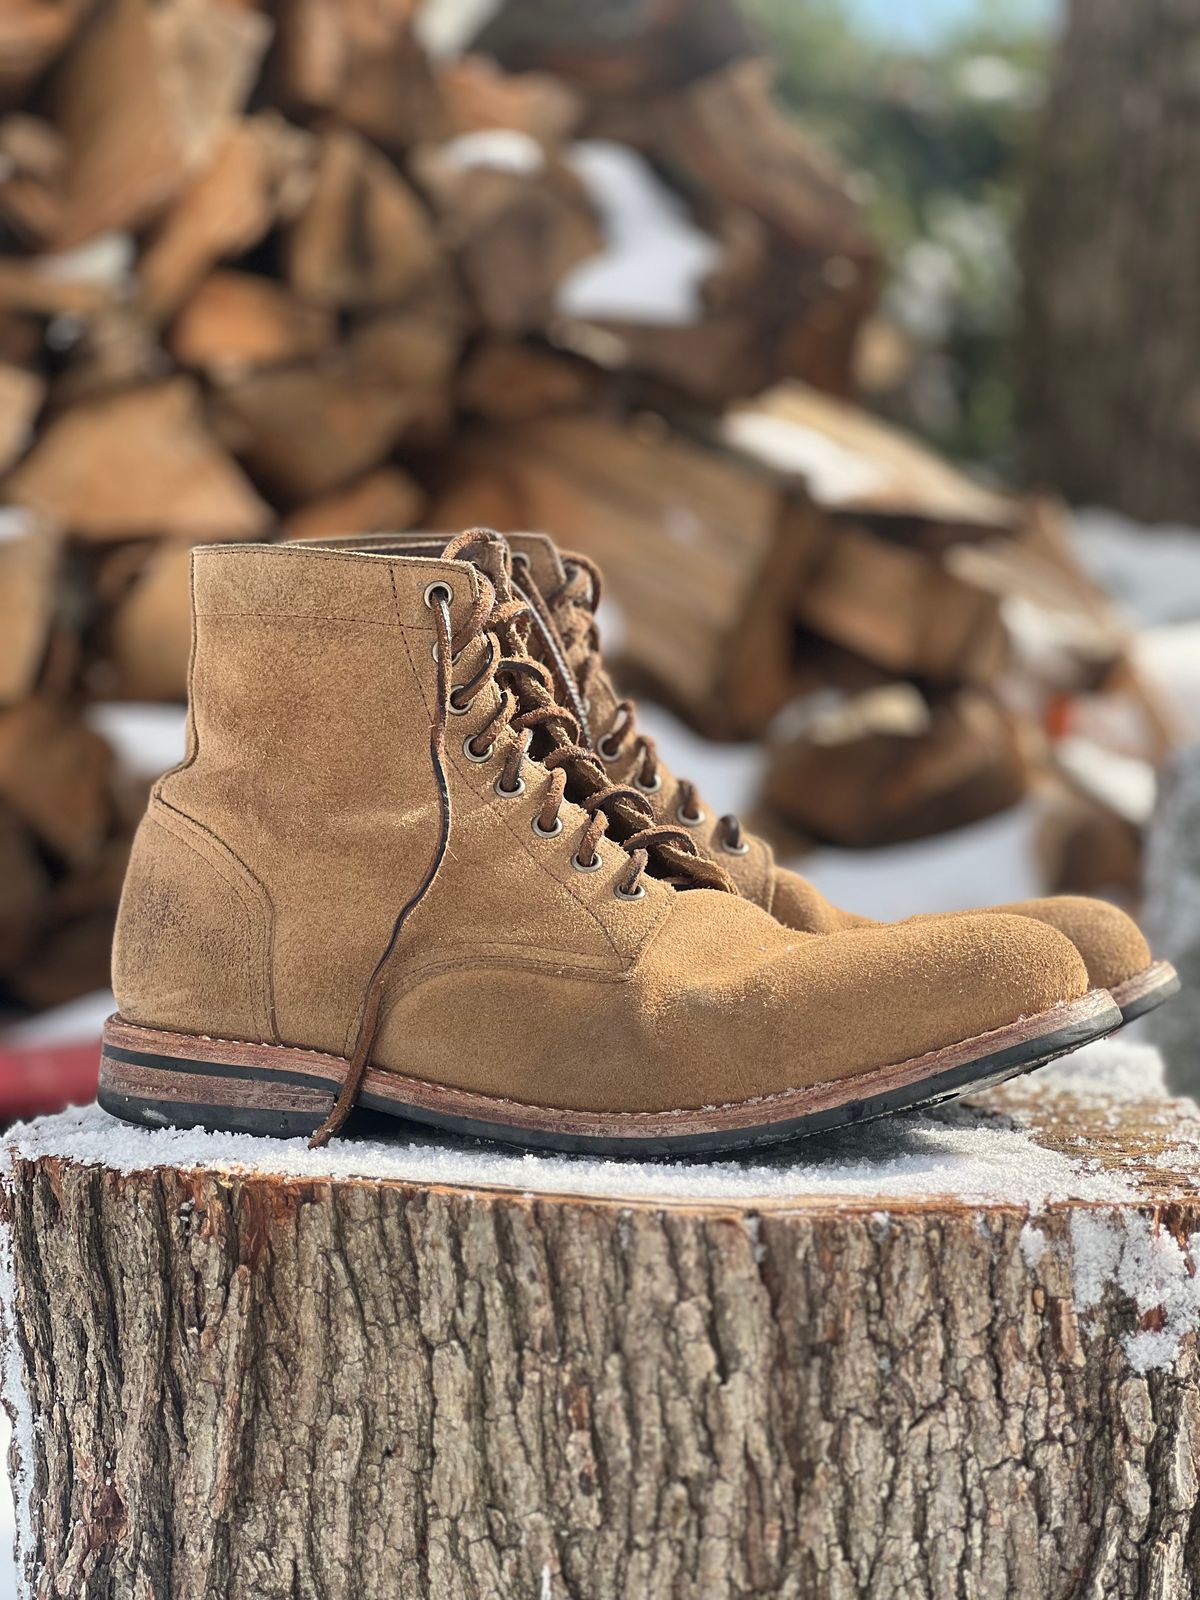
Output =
[
  {"x1": 1020, "y1": 0, "x2": 1200, "y2": 521},
  {"x1": 3, "y1": 1081, "x2": 1200, "y2": 1600}
]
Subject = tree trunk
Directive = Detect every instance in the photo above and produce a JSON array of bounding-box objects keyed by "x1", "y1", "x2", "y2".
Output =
[
  {"x1": 4, "y1": 1071, "x2": 1200, "y2": 1600},
  {"x1": 1020, "y1": 0, "x2": 1200, "y2": 522}
]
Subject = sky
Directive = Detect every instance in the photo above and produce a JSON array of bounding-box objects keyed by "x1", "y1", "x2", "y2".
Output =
[{"x1": 845, "y1": 0, "x2": 1053, "y2": 47}]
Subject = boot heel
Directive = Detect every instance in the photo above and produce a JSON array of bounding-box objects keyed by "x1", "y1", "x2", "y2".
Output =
[{"x1": 99, "y1": 1017, "x2": 345, "y2": 1139}]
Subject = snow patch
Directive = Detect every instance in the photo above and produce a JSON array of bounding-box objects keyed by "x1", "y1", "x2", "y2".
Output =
[
  {"x1": 0, "y1": 1218, "x2": 34, "y2": 1599},
  {"x1": 0, "y1": 1041, "x2": 1172, "y2": 1212},
  {"x1": 1070, "y1": 1212, "x2": 1200, "y2": 1374},
  {"x1": 438, "y1": 129, "x2": 545, "y2": 176},
  {"x1": 1019, "y1": 1221, "x2": 1048, "y2": 1269},
  {"x1": 721, "y1": 411, "x2": 887, "y2": 506},
  {"x1": 557, "y1": 142, "x2": 722, "y2": 326}
]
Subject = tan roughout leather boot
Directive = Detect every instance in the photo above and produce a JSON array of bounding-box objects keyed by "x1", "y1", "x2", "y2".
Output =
[
  {"x1": 101, "y1": 534, "x2": 1120, "y2": 1156},
  {"x1": 303, "y1": 530, "x2": 1177, "y2": 1027}
]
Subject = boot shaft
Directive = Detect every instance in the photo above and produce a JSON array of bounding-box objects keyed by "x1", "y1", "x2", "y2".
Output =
[{"x1": 114, "y1": 542, "x2": 666, "y2": 1060}]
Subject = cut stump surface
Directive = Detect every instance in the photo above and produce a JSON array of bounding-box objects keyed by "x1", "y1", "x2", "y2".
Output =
[{"x1": 3, "y1": 1040, "x2": 1200, "y2": 1600}]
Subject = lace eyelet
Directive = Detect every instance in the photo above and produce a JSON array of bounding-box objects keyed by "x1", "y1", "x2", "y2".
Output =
[
  {"x1": 676, "y1": 804, "x2": 705, "y2": 827},
  {"x1": 531, "y1": 814, "x2": 564, "y2": 839},
  {"x1": 635, "y1": 772, "x2": 662, "y2": 794},
  {"x1": 431, "y1": 640, "x2": 464, "y2": 665},
  {"x1": 614, "y1": 882, "x2": 647, "y2": 901},
  {"x1": 494, "y1": 773, "x2": 526, "y2": 798},
  {"x1": 463, "y1": 735, "x2": 495, "y2": 764},
  {"x1": 571, "y1": 850, "x2": 604, "y2": 874},
  {"x1": 447, "y1": 691, "x2": 474, "y2": 716},
  {"x1": 596, "y1": 732, "x2": 622, "y2": 762},
  {"x1": 721, "y1": 838, "x2": 750, "y2": 856},
  {"x1": 423, "y1": 581, "x2": 453, "y2": 609}
]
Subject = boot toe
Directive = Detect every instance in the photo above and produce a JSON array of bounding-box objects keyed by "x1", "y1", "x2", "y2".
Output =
[{"x1": 989, "y1": 895, "x2": 1151, "y2": 991}]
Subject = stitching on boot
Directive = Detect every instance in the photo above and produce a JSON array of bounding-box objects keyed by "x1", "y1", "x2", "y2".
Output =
[{"x1": 150, "y1": 799, "x2": 279, "y2": 1043}]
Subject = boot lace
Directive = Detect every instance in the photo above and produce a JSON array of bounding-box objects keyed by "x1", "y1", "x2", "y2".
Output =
[
  {"x1": 309, "y1": 529, "x2": 733, "y2": 1147},
  {"x1": 517, "y1": 549, "x2": 750, "y2": 858}
]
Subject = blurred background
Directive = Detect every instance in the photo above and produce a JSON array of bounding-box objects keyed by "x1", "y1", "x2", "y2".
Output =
[{"x1": 0, "y1": 0, "x2": 1199, "y2": 1134}]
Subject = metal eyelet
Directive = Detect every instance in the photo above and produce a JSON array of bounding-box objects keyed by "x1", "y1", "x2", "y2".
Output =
[
  {"x1": 722, "y1": 838, "x2": 750, "y2": 856},
  {"x1": 431, "y1": 640, "x2": 464, "y2": 665},
  {"x1": 494, "y1": 773, "x2": 526, "y2": 798},
  {"x1": 676, "y1": 805, "x2": 705, "y2": 827},
  {"x1": 447, "y1": 691, "x2": 474, "y2": 716},
  {"x1": 635, "y1": 772, "x2": 662, "y2": 794},
  {"x1": 596, "y1": 733, "x2": 622, "y2": 762},
  {"x1": 571, "y1": 850, "x2": 604, "y2": 874},
  {"x1": 423, "y1": 581, "x2": 453, "y2": 609},
  {"x1": 614, "y1": 882, "x2": 647, "y2": 901},
  {"x1": 531, "y1": 814, "x2": 564, "y2": 839},
  {"x1": 463, "y1": 735, "x2": 495, "y2": 764}
]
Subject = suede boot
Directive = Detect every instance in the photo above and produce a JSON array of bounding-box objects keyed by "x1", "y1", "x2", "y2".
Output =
[
  {"x1": 303, "y1": 529, "x2": 1177, "y2": 1025},
  {"x1": 102, "y1": 535, "x2": 1119, "y2": 1155}
]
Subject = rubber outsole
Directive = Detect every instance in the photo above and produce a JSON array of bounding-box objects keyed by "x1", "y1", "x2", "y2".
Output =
[
  {"x1": 98, "y1": 990, "x2": 1122, "y2": 1158},
  {"x1": 1110, "y1": 960, "x2": 1180, "y2": 1025}
]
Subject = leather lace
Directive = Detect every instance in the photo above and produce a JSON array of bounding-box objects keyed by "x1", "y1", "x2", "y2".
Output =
[
  {"x1": 310, "y1": 529, "x2": 733, "y2": 1146},
  {"x1": 520, "y1": 549, "x2": 749, "y2": 856}
]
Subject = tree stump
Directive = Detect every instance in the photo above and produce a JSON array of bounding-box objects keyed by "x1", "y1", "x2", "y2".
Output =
[{"x1": 3, "y1": 1042, "x2": 1200, "y2": 1600}]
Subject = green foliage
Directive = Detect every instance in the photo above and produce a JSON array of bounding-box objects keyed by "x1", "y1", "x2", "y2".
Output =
[{"x1": 745, "y1": 0, "x2": 1051, "y2": 471}]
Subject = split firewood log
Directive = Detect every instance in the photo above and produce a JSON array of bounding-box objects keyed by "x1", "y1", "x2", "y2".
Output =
[
  {"x1": 764, "y1": 686, "x2": 1027, "y2": 847},
  {"x1": 167, "y1": 269, "x2": 336, "y2": 376},
  {"x1": 347, "y1": 276, "x2": 470, "y2": 394},
  {"x1": 456, "y1": 338, "x2": 600, "y2": 420},
  {"x1": 287, "y1": 125, "x2": 439, "y2": 310},
  {"x1": 413, "y1": 137, "x2": 601, "y2": 333},
  {"x1": 0, "y1": 0, "x2": 92, "y2": 104},
  {"x1": 101, "y1": 540, "x2": 192, "y2": 702},
  {"x1": 440, "y1": 54, "x2": 583, "y2": 145},
  {"x1": 274, "y1": 0, "x2": 447, "y2": 153},
  {"x1": 280, "y1": 466, "x2": 425, "y2": 542},
  {"x1": 430, "y1": 413, "x2": 799, "y2": 737},
  {"x1": 0, "y1": 113, "x2": 67, "y2": 241},
  {"x1": 0, "y1": 514, "x2": 58, "y2": 703},
  {"x1": 40, "y1": 0, "x2": 187, "y2": 251},
  {"x1": 147, "y1": 0, "x2": 271, "y2": 171},
  {"x1": 0, "y1": 358, "x2": 43, "y2": 470},
  {"x1": 209, "y1": 358, "x2": 430, "y2": 503},
  {"x1": 0, "y1": 800, "x2": 48, "y2": 969},
  {"x1": 8, "y1": 1067, "x2": 1200, "y2": 1598},
  {"x1": 5, "y1": 376, "x2": 272, "y2": 540},
  {"x1": 0, "y1": 696, "x2": 115, "y2": 864},
  {"x1": 138, "y1": 116, "x2": 313, "y2": 323},
  {"x1": 473, "y1": 0, "x2": 758, "y2": 95}
]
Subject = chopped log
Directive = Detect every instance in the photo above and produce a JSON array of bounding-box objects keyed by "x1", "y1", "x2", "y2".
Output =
[
  {"x1": 137, "y1": 117, "x2": 304, "y2": 323},
  {"x1": 440, "y1": 54, "x2": 583, "y2": 145},
  {"x1": 210, "y1": 358, "x2": 428, "y2": 502},
  {"x1": 0, "y1": 358, "x2": 43, "y2": 470},
  {"x1": 41, "y1": 0, "x2": 186, "y2": 250},
  {"x1": 347, "y1": 276, "x2": 469, "y2": 393},
  {"x1": 147, "y1": 0, "x2": 271, "y2": 170},
  {"x1": 457, "y1": 338, "x2": 600, "y2": 420},
  {"x1": 765, "y1": 686, "x2": 1027, "y2": 846},
  {"x1": 415, "y1": 138, "x2": 601, "y2": 333},
  {"x1": 0, "y1": 515, "x2": 58, "y2": 702},
  {"x1": 5, "y1": 376, "x2": 272, "y2": 540},
  {"x1": 167, "y1": 269, "x2": 336, "y2": 376},
  {"x1": 0, "y1": 113, "x2": 67, "y2": 241},
  {"x1": 0, "y1": 802, "x2": 47, "y2": 969},
  {"x1": 101, "y1": 540, "x2": 192, "y2": 702},
  {"x1": 287, "y1": 126, "x2": 439, "y2": 309},
  {"x1": 430, "y1": 413, "x2": 795, "y2": 737},
  {"x1": 723, "y1": 381, "x2": 1017, "y2": 530},
  {"x1": 275, "y1": 0, "x2": 447, "y2": 153},
  {"x1": 280, "y1": 465, "x2": 425, "y2": 541},
  {"x1": 0, "y1": 697, "x2": 113, "y2": 863},
  {"x1": 0, "y1": 1, "x2": 91, "y2": 103},
  {"x1": 473, "y1": 0, "x2": 757, "y2": 94},
  {"x1": 6, "y1": 1060, "x2": 1200, "y2": 1597}
]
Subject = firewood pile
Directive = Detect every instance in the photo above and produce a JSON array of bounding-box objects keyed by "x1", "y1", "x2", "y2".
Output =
[{"x1": 0, "y1": 0, "x2": 1170, "y2": 1012}]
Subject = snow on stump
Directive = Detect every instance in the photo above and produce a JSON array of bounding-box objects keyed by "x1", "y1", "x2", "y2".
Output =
[
  {"x1": 1145, "y1": 742, "x2": 1200, "y2": 1099},
  {"x1": 3, "y1": 1043, "x2": 1200, "y2": 1600}
]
